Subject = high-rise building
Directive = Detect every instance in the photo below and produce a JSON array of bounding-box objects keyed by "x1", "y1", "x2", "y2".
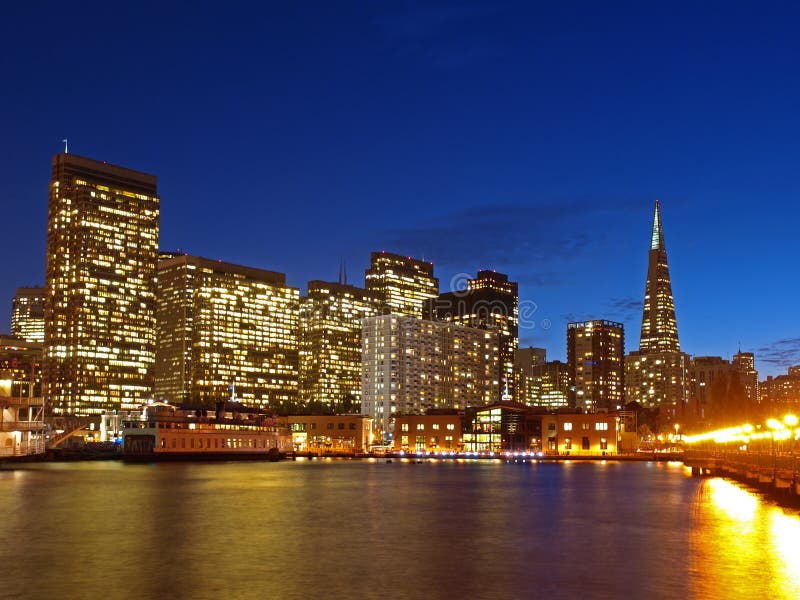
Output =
[
  {"x1": 44, "y1": 153, "x2": 159, "y2": 415},
  {"x1": 299, "y1": 281, "x2": 381, "y2": 409},
  {"x1": 639, "y1": 200, "x2": 679, "y2": 354},
  {"x1": 154, "y1": 254, "x2": 300, "y2": 408},
  {"x1": 625, "y1": 200, "x2": 689, "y2": 411},
  {"x1": 424, "y1": 270, "x2": 518, "y2": 400},
  {"x1": 688, "y1": 356, "x2": 737, "y2": 419},
  {"x1": 567, "y1": 320, "x2": 625, "y2": 412},
  {"x1": 365, "y1": 251, "x2": 438, "y2": 317},
  {"x1": 11, "y1": 287, "x2": 45, "y2": 343},
  {"x1": 759, "y1": 366, "x2": 800, "y2": 407},
  {"x1": 732, "y1": 351, "x2": 759, "y2": 404},
  {"x1": 361, "y1": 314, "x2": 499, "y2": 440},
  {"x1": 528, "y1": 360, "x2": 571, "y2": 408}
]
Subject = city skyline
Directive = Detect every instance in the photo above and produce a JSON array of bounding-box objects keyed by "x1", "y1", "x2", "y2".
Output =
[{"x1": 3, "y1": 2, "x2": 800, "y2": 376}]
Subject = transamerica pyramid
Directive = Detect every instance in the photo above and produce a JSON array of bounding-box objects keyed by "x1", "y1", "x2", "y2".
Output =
[{"x1": 639, "y1": 199, "x2": 680, "y2": 353}]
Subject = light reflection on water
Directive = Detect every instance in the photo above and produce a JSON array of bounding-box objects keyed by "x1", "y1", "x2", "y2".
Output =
[
  {"x1": 0, "y1": 460, "x2": 798, "y2": 600},
  {"x1": 690, "y1": 477, "x2": 800, "y2": 599}
]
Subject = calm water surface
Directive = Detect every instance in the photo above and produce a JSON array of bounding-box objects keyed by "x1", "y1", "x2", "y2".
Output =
[{"x1": 1, "y1": 459, "x2": 798, "y2": 599}]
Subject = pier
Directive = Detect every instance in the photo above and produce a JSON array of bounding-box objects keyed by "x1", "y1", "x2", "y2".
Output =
[{"x1": 684, "y1": 450, "x2": 800, "y2": 501}]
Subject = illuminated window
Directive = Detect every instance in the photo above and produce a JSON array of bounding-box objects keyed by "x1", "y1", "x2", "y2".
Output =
[
  {"x1": 564, "y1": 422, "x2": 573, "y2": 431},
  {"x1": 564, "y1": 437, "x2": 572, "y2": 450},
  {"x1": 446, "y1": 423, "x2": 455, "y2": 430},
  {"x1": 595, "y1": 422, "x2": 609, "y2": 431},
  {"x1": 600, "y1": 437, "x2": 608, "y2": 450},
  {"x1": 416, "y1": 423, "x2": 424, "y2": 431},
  {"x1": 401, "y1": 423, "x2": 408, "y2": 432}
]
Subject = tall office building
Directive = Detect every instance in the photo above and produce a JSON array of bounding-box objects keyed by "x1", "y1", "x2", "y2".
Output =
[
  {"x1": 299, "y1": 281, "x2": 381, "y2": 409},
  {"x1": 567, "y1": 320, "x2": 625, "y2": 412},
  {"x1": 519, "y1": 358, "x2": 571, "y2": 408},
  {"x1": 365, "y1": 251, "x2": 438, "y2": 317},
  {"x1": 639, "y1": 200, "x2": 679, "y2": 354},
  {"x1": 44, "y1": 154, "x2": 159, "y2": 415},
  {"x1": 11, "y1": 287, "x2": 46, "y2": 343},
  {"x1": 154, "y1": 255, "x2": 300, "y2": 408},
  {"x1": 625, "y1": 200, "x2": 689, "y2": 410},
  {"x1": 425, "y1": 270, "x2": 518, "y2": 400},
  {"x1": 732, "y1": 351, "x2": 759, "y2": 404},
  {"x1": 688, "y1": 356, "x2": 738, "y2": 420},
  {"x1": 362, "y1": 314, "x2": 499, "y2": 440}
]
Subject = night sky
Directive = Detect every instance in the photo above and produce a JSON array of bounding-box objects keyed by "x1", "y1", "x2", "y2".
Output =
[{"x1": 2, "y1": 1, "x2": 799, "y2": 376}]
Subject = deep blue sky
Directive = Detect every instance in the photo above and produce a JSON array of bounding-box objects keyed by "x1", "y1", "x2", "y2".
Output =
[{"x1": 2, "y1": 1, "x2": 799, "y2": 376}]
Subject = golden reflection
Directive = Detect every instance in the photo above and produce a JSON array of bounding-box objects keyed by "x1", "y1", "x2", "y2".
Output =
[
  {"x1": 770, "y1": 511, "x2": 800, "y2": 597},
  {"x1": 691, "y1": 478, "x2": 800, "y2": 599},
  {"x1": 707, "y1": 478, "x2": 757, "y2": 522}
]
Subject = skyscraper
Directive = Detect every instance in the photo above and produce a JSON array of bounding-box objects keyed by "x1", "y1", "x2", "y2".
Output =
[
  {"x1": 361, "y1": 314, "x2": 499, "y2": 440},
  {"x1": 732, "y1": 351, "x2": 759, "y2": 404},
  {"x1": 639, "y1": 200, "x2": 679, "y2": 354},
  {"x1": 154, "y1": 254, "x2": 299, "y2": 408},
  {"x1": 44, "y1": 154, "x2": 159, "y2": 415},
  {"x1": 424, "y1": 270, "x2": 518, "y2": 400},
  {"x1": 11, "y1": 286, "x2": 45, "y2": 343},
  {"x1": 567, "y1": 320, "x2": 625, "y2": 412},
  {"x1": 625, "y1": 200, "x2": 689, "y2": 410},
  {"x1": 299, "y1": 281, "x2": 381, "y2": 409},
  {"x1": 365, "y1": 251, "x2": 438, "y2": 317}
]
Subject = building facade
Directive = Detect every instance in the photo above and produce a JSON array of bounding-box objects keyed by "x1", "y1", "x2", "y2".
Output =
[
  {"x1": 154, "y1": 254, "x2": 300, "y2": 409},
  {"x1": 288, "y1": 414, "x2": 373, "y2": 454},
  {"x1": 688, "y1": 356, "x2": 738, "y2": 419},
  {"x1": 0, "y1": 335, "x2": 43, "y2": 398},
  {"x1": 361, "y1": 314, "x2": 499, "y2": 441},
  {"x1": 299, "y1": 281, "x2": 381, "y2": 410},
  {"x1": 44, "y1": 153, "x2": 159, "y2": 415},
  {"x1": 567, "y1": 320, "x2": 625, "y2": 412},
  {"x1": 11, "y1": 287, "x2": 45, "y2": 344},
  {"x1": 393, "y1": 411, "x2": 463, "y2": 453},
  {"x1": 425, "y1": 270, "x2": 519, "y2": 401},
  {"x1": 365, "y1": 251, "x2": 438, "y2": 317},
  {"x1": 527, "y1": 360, "x2": 571, "y2": 408}
]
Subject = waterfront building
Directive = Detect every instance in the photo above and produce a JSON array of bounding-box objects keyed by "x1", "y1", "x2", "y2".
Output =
[
  {"x1": 11, "y1": 287, "x2": 45, "y2": 343},
  {"x1": 0, "y1": 335, "x2": 43, "y2": 398},
  {"x1": 287, "y1": 414, "x2": 373, "y2": 454},
  {"x1": 361, "y1": 314, "x2": 499, "y2": 441},
  {"x1": 365, "y1": 251, "x2": 438, "y2": 317},
  {"x1": 0, "y1": 334, "x2": 46, "y2": 457},
  {"x1": 425, "y1": 270, "x2": 519, "y2": 400},
  {"x1": 44, "y1": 153, "x2": 159, "y2": 415},
  {"x1": 541, "y1": 412, "x2": 619, "y2": 456},
  {"x1": 625, "y1": 200, "x2": 689, "y2": 411},
  {"x1": 733, "y1": 351, "x2": 759, "y2": 404},
  {"x1": 567, "y1": 320, "x2": 625, "y2": 412},
  {"x1": 154, "y1": 254, "x2": 300, "y2": 409},
  {"x1": 393, "y1": 411, "x2": 464, "y2": 453},
  {"x1": 299, "y1": 281, "x2": 381, "y2": 410},
  {"x1": 462, "y1": 402, "x2": 541, "y2": 453}
]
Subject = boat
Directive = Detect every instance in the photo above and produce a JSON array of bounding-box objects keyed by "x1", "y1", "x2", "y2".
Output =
[{"x1": 121, "y1": 401, "x2": 292, "y2": 461}]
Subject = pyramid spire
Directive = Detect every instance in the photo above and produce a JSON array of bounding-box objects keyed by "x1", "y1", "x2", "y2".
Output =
[{"x1": 639, "y1": 200, "x2": 680, "y2": 353}]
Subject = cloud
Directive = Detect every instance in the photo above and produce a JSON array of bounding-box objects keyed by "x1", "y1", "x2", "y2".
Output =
[{"x1": 757, "y1": 337, "x2": 800, "y2": 368}]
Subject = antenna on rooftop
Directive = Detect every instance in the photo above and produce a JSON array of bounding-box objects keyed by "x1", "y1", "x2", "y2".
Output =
[{"x1": 62, "y1": 138, "x2": 69, "y2": 154}]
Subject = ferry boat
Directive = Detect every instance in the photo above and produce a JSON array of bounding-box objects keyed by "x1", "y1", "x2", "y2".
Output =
[{"x1": 121, "y1": 401, "x2": 292, "y2": 461}]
